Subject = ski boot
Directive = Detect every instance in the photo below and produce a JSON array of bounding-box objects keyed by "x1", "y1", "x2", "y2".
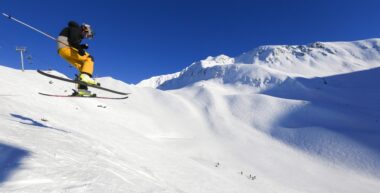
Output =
[
  {"x1": 79, "y1": 73, "x2": 98, "y2": 85},
  {"x1": 72, "y1": 89, "x2": 96, "y2": 97}
]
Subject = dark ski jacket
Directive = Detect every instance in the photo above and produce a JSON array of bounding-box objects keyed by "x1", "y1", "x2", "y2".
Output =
[{"x1": 57, "y1": 21, "x2": 84, "y2": 53}]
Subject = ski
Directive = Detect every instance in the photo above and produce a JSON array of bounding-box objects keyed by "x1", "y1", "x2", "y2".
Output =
[
  {"x1": 37, "y1": 70, "x2": 130, "y2": 95},
  {"x1": 38, "y1": 92, "x2": 129, "y2": 100}
]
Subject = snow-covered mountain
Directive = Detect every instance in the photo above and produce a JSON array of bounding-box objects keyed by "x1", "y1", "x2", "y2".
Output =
[
  {"x1": 138, "y1": 38, "x2": 380, "y2": 90},
  {"x1": 1, "y1": 39, "x2": 380, "y2": 193}
]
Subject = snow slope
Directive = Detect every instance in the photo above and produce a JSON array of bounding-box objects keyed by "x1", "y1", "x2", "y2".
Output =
[{"x1": 1, "y1": 39, "x2": 380, "y2": 193}]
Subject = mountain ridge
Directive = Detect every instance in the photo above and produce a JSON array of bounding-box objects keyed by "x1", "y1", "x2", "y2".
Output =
[{"x1": 137, "y1": 38, "x2": 380, "y2": 90}]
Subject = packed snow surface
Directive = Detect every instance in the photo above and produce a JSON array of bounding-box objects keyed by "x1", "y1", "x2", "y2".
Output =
[{"x1": 1, "y1": 39, "x2": 380, "y2": 193}]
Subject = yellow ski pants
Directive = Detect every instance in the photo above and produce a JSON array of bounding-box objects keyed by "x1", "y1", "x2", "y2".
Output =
[{"x1": 58, "y1": 47, "x2": 94, "y2": 75}]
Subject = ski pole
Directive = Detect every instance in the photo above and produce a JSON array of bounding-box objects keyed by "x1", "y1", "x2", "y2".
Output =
[{"x1": 2, "y1": 13, "x2": 72, "y2": 49}]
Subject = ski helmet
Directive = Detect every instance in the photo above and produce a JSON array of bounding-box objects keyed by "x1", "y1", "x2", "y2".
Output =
[{"x1": 81, "y1": 23, "x2": 94, "y2": 39}]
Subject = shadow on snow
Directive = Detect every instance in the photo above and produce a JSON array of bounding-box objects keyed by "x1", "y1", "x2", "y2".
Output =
[
  {"x1": 0, "y1": 143, "x2": 30, "y2": 185},
  {"x1": 10, "y1": 113, "x2": 69, "y2": 133}
]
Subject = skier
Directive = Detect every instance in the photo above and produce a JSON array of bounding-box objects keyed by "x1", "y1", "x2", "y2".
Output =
[{"x1": 57, "y1": 21, "x2": 96, "y2": 96}]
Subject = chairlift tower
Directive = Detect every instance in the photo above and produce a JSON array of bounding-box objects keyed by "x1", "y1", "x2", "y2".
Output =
[{"x1": 16, "y1": 46, "x2": 26, "y2": 71}]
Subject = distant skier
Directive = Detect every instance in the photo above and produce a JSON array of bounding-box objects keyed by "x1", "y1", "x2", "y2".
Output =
[{"x1": 57, "y1": 21, "x2": 96, "y2": 96}]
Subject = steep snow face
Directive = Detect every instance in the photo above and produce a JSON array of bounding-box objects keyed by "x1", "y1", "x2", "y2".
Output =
[
  {"x1": 150, "y1": 54, "x2": 289, "y2": 90},
  {"x1": 236, "y1": 39, "x2": 380, "y2": 76},
  {"x1": 157, "y1": 63, "x2": 289, "y2": 90},
  {"x1": 137, "y1": 55, "x2": 234, "y2": 88},
  {"x1": 138, "y1": 39, "x2": 380, "y2": 90}
]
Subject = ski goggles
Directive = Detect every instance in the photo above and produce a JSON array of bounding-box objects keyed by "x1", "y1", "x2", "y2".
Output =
[{"x1": 82, "y1": 24, "x2": 94, "y2": 39}]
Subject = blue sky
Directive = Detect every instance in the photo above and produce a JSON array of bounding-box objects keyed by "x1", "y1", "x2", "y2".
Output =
[{"x1": 0, "y1": 0, "x2": 379, "y2": 83}]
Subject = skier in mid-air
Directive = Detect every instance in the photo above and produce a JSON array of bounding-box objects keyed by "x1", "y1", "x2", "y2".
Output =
[
  {"x1": 2, "y1": 13, "x2": 128, "y2": 98},
  {"x1": 57, "y1": 21, "x2": 96, "y2": 96}
]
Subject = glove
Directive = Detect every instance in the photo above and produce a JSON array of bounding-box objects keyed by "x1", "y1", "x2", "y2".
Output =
[
  {"x1": 80, "y1": 44, "x2": 89, "y2": 49},
  {"x1": 89, "y1": 55, "x2": 95, "y2": 62},
  {"x1": 78, "y1": 49, "x2": 85, "y2": 56}
]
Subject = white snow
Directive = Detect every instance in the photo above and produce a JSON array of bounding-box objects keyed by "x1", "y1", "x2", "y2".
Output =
[
  {"x1": 1, "y1": 38, "x2": 380, "y2": 193},
  {"x1": 139, "y1": 39, "x2": 380, "y2": 90},
  {"x1": 137, "y1": 72, "x2": 181, "y2": 88}
]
